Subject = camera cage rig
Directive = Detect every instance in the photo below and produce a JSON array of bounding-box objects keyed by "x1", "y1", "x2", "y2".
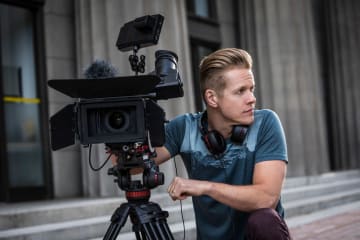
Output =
[{"x1": 48, "y1": 14, "x2": 181, "y2": 239}]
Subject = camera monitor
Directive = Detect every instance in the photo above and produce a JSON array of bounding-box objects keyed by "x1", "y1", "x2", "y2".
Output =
[{"x1": 116, "y1": 14, "x2": 164, "y2": 52}]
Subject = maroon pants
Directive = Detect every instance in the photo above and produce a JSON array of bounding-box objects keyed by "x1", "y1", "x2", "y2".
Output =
[{"x1": 244, "y1": 208, "x2": 292, "y2": 240}]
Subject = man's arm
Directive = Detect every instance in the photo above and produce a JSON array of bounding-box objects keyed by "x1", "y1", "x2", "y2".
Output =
[
  {"x1": 153, "y1": 146, "x2": 172, "y2": 165},
  {"x1": 167, "y1": 160, "x2": 287, "y2": 212}
]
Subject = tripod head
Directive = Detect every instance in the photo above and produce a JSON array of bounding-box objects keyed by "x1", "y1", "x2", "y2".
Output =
[{"x1": 107, "y1": 142, "x2": 164, "y2": 202}]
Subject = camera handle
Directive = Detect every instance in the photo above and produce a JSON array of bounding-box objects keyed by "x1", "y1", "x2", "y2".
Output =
[
  {"x1": 129, "y1": 46, "x2": 146, "y2": 75},
  {"x1": 107, "y1": 143, "x2": 164, "y2": 191}
]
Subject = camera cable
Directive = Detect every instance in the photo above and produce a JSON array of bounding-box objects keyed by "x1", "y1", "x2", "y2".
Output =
[
  {"x1": 173, "y1": 156, "x2": 186, "y2": 240},
  {"x1": 88, "y1": 144, "x2": 112, "y2": 171}
]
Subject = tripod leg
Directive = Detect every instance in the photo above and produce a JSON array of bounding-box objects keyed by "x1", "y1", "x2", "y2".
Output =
[
  {"x1": 138, "y1": 221, "x2": 174, "y2": 240},
  {"x1": 134, "y1": 230, "x2": 142, "y2": 240},
  {"x1": 133, "y1": 223, "x2": 148, "y2": 240},
  {"x1": 155, "y1": 221, "x2": 174, "y2": 240},
  {"x1": 137, "y1": 203, "x2": 175, "y2": 240},
  {"x1": 103, "y1": 204, "x2": 131, "y2": 240},
  {"x1": 142, "y1": 223, "x2": 159, "y2": 240}
]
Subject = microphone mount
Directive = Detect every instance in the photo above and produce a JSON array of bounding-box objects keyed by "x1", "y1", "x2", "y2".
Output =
[{"x1": 129, "y1": 46, "x2": 146, "y2": 75}]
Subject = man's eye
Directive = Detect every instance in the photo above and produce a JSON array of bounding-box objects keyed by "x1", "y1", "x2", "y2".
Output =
[{"x1": 238, "y1": 88, "x2": 246, "y2": 94}]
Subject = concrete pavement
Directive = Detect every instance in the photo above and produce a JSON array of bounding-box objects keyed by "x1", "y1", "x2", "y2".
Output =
[{"x1": 288, "y1": 201, "x2": 360, "y2": 240}]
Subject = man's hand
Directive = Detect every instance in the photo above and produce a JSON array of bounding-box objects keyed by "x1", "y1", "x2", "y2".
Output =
[
  {"x1": 167, "y1": 177, "x2": 210, "y2": 201},
  {"x1": 105, "y1": 146, "x2": 118, "y2": 166}
]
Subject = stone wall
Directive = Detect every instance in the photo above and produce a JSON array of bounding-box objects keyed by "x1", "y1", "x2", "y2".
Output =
[{"x1": 44, "y1": 0, "x2": 360, "y2": 198}]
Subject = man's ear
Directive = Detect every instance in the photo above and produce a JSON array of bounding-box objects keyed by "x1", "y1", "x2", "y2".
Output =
[{"x1": 204, "y1": 89, "x2": 218, "y2": 107}]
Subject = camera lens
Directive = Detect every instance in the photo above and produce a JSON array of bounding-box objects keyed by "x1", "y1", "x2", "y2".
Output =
[
  {"x1": 105, "y1": 111, "x2": 129, "y2": 132},
  {"x1": 109, "y1": 112, "x2": 125, "y2": 128}
]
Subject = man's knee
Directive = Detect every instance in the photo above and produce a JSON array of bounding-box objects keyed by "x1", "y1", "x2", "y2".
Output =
[
  {"x1": 247, "y1": 208, "x2": 280, "y2": 228},
  {"x1": 245, "y1": 208, "x2": 291, "y2": 240}
]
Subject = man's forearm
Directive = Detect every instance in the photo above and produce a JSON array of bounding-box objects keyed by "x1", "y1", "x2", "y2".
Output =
[
  {"x1": 204, "y1": 181, "x2": 280, "y2": 211},
  {"x1": 168, "y1": 177, "x2": 280, "y2": 211}
]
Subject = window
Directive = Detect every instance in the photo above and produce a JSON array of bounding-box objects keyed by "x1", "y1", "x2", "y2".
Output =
[
  {"x1": 190, "y1": 41, "x2": 219, "y2": 111},
  {"x1": 186, "y1": 0, "x2": 220, "y2": 111},
  {"x1": 186, "y1": 0, "x2": 217, "y2": 20}
]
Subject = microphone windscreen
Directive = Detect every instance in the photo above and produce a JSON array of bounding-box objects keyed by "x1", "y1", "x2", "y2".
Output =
[{"x1": 83, "y1": 59, "x2": 119, "y2": 79}]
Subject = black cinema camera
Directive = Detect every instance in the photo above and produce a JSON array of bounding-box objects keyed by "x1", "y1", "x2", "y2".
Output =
[
  {"x1": 48, "y1": 14, "x2": 183, "y2": 192},
  {"x1": 49, "y1": 14, "x2": 183, "y2": 150}
]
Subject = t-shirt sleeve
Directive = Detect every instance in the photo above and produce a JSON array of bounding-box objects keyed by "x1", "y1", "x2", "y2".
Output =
[
  {"x1": 163, "y1": 115, "x2": 186, "y2": 157},
  {"x1": 255, "y1": 110, "x2": 288, "y2": 163}
]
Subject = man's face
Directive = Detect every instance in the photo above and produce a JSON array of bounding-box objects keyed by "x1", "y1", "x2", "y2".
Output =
[{"x1": 215, "y1": 67, "x2": 256, "y2": 125}]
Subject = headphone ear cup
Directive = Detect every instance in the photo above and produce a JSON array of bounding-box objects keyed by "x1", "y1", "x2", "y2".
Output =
[
  {"x1": 204, "y1": 131, "x2": 226, "y2": 155},
  {"x1": 231, "y1": 125, "x2": 248, "y2": 144},
  {"x1": 200, "y1": 112, "x2": 226, "y2": 155}
]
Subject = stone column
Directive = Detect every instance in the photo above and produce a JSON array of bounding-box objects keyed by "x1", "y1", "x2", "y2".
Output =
[
  {"x1": 322, "y1": 0, "x2": 360, "y2": 170},
  {"x1": 235, "y1": 0, "x2": 330, "y2": 176}
]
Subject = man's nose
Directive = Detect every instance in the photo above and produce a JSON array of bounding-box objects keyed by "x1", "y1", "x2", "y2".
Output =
[{"x1": 247, "y1": 92, "x2": 256, "y2": 104}]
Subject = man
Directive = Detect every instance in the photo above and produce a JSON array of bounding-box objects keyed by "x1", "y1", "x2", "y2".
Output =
[
  {"x1": 153, "y1": 48, "x2": 291, "y2": 239},
  {"x1": 109, "y1": 48, "x2": 291, "y2": 239}
]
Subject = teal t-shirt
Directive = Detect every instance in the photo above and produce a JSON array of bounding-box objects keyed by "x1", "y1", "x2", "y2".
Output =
[{"x1": 164, "y1": 109, "x2": 288, "y2": 240}]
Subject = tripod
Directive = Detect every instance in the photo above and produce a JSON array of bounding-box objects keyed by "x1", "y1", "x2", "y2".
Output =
[{"x1": 103, "y1": 143, "x2": 174, "y2": 240}]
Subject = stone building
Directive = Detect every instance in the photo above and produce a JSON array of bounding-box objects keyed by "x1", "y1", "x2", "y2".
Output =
[{"x1": 0, "y1": 0, "x2": 359, "y2": 202}]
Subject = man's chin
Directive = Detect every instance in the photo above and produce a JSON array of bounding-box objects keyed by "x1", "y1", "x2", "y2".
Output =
[{"x1": 241, "y1": 116, "x2": 255, "y2": 126}]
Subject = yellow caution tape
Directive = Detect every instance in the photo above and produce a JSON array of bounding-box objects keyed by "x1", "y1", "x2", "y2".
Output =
[{"x1": 3, "y1": 96, "x2": 40, "y2": 104}]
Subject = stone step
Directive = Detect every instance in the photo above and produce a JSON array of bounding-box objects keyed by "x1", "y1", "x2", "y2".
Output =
[
  {"x1": 286, "y1": 200, "x2": 360, "y2": 228},
  {"x1": 0, "y1": 203, "x2": 195, "y2": 240},
  {"x1": 0, "y1": 193, "x2": 192, "y2": 230},
  {"x1": 282, "y1": 178, "x2": 360, "y2": 202},
  {"x1": 0, "y1": 170, "x2": 359, "y2": 240},
  {"x1": 284, "y1": 188, "x2": 360, "y2": 218},
  {"x1": 0, "y1": 197, "x2": 120, "y2": 231},
  {"x1": 283, "y1": 169, "x2": 360, "y2": 189}
]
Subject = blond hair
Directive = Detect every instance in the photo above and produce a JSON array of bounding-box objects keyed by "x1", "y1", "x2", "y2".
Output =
[{"x1": 199, "y1": 48, "x2": 253, "y2": 100}]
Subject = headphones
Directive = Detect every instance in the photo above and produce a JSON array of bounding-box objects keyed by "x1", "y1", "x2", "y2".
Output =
[{"x1": 200, "y1": 112, "x2": 248, "y2": 156}]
